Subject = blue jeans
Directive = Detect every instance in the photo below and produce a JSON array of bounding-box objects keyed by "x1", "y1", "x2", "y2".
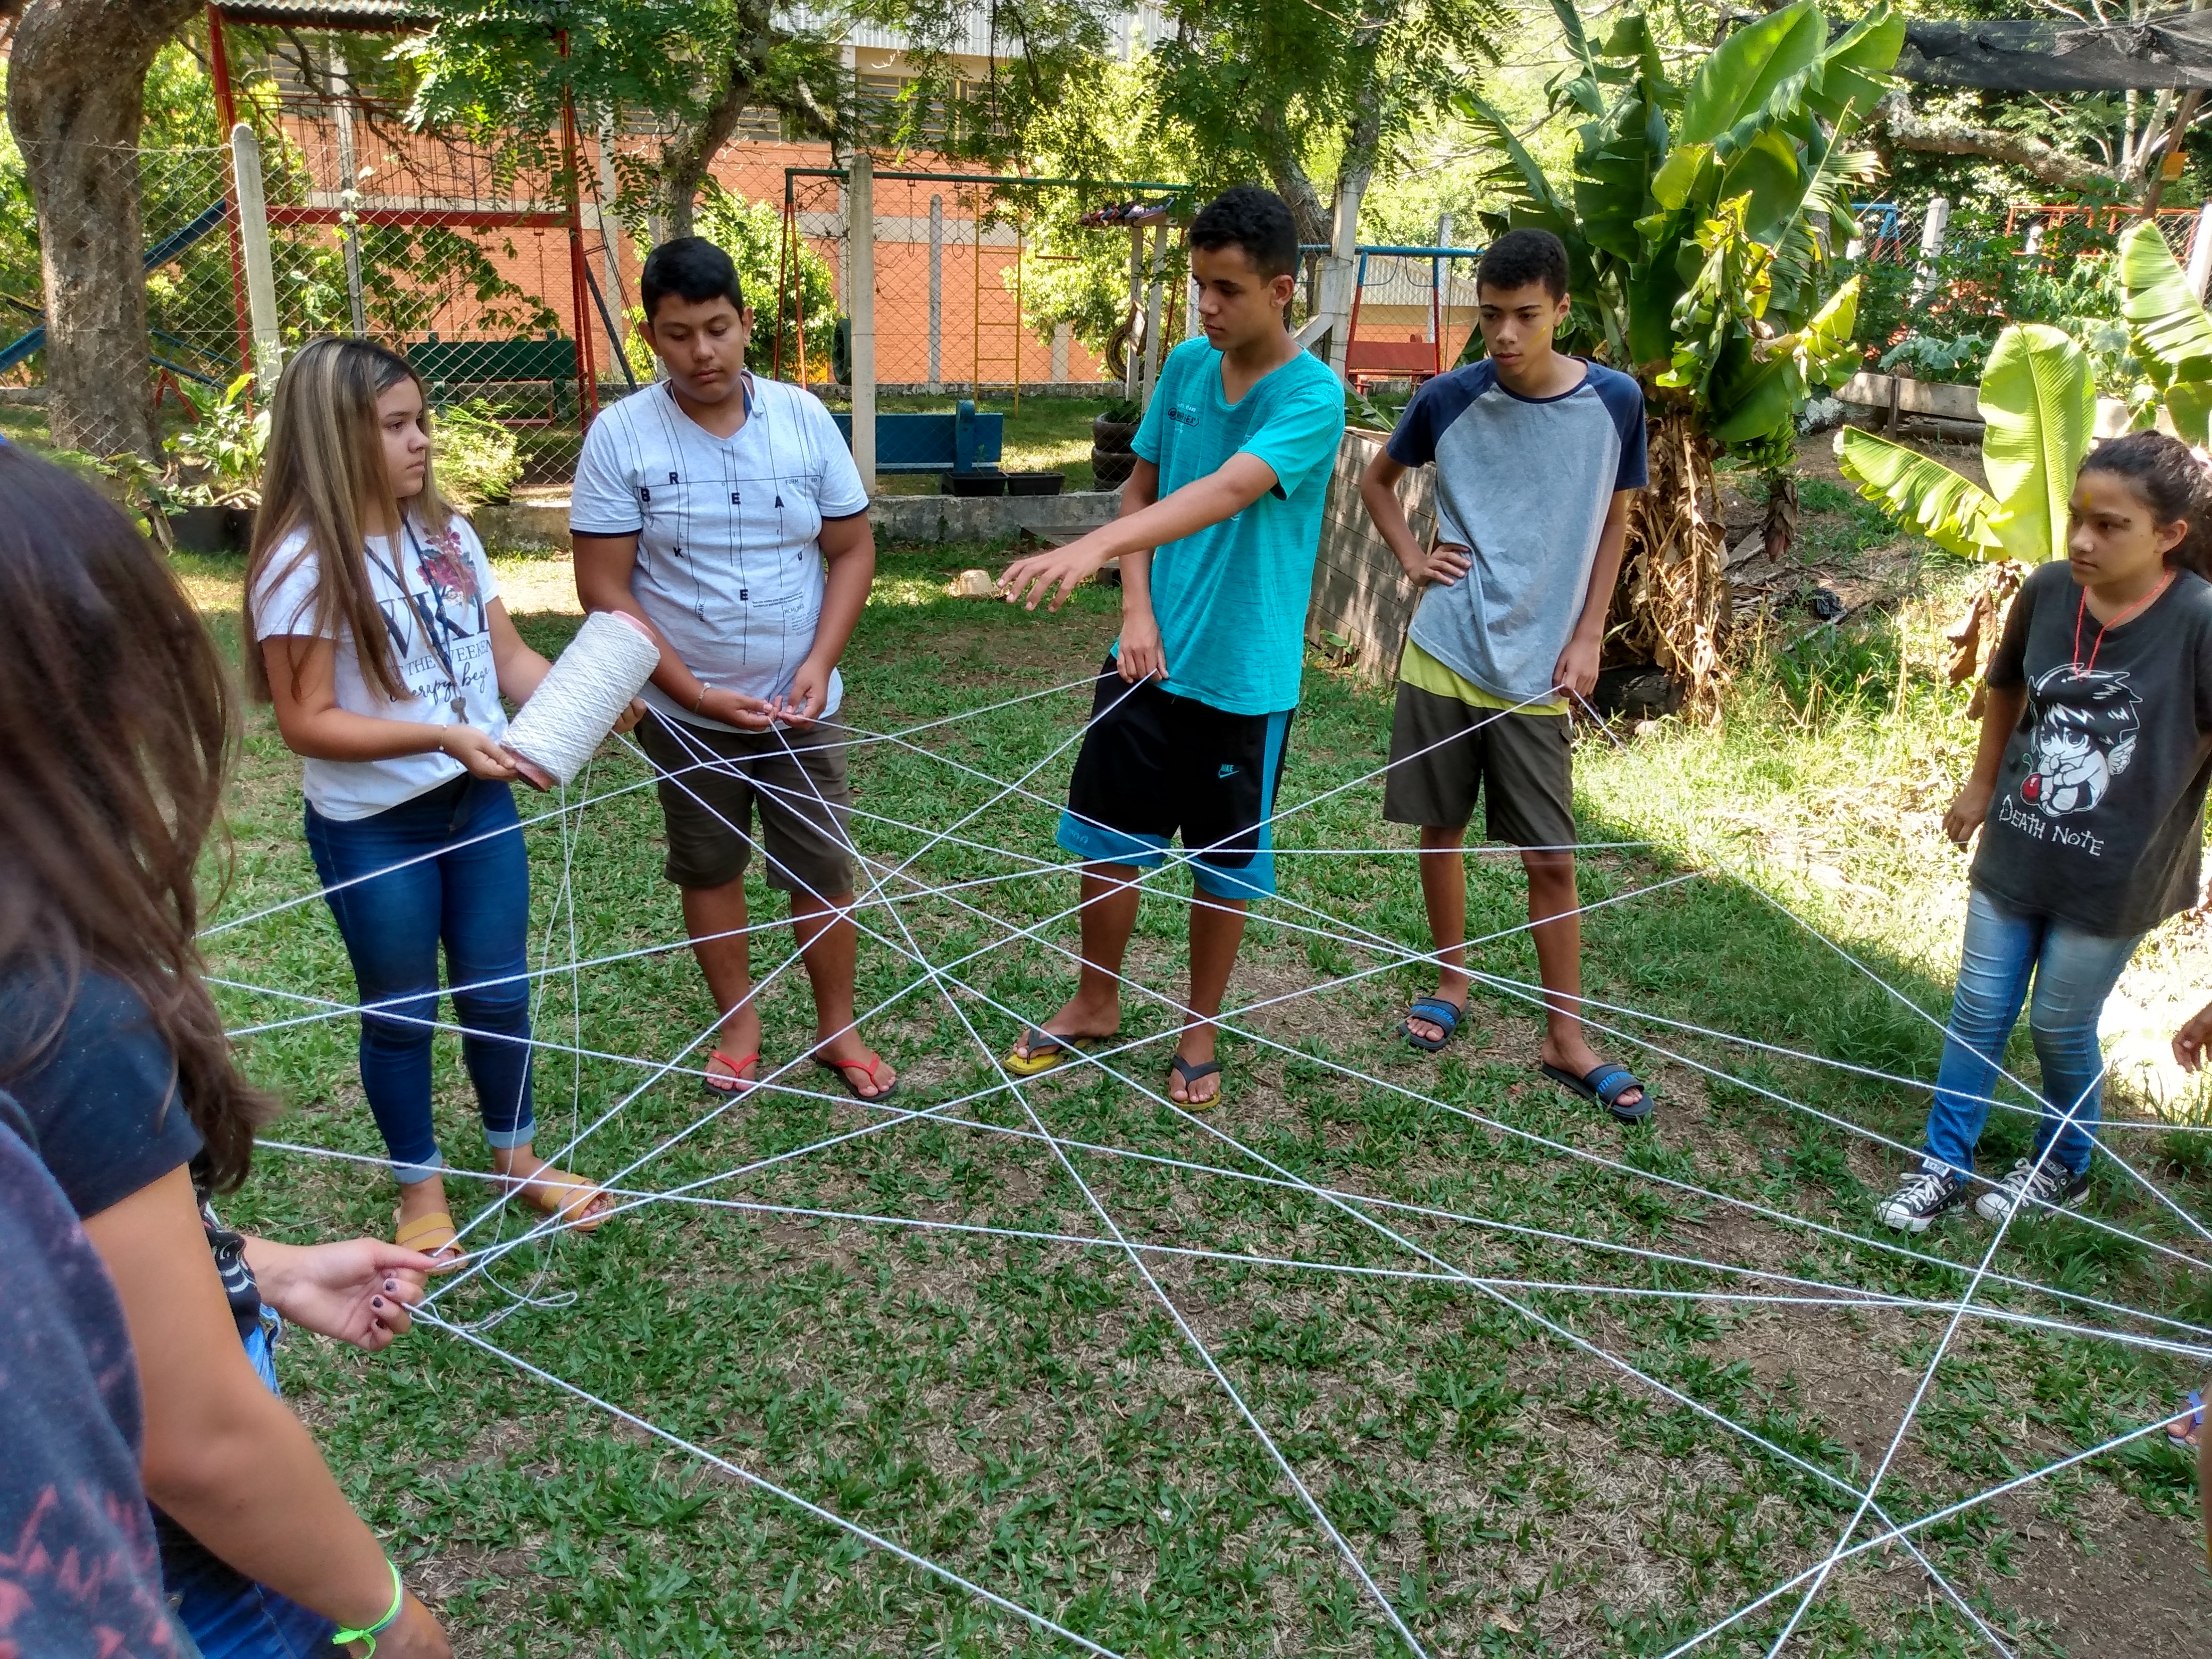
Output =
[
  {"x1": 1923, "y1": 887, "x2": 2142, "y2": 1179},
  {"x1": 164, "y1": 1326, "x2": 335, "y2": 1658},
  {"x1": 305, "y1": 775, "x2": 535, "y2": 1182}
]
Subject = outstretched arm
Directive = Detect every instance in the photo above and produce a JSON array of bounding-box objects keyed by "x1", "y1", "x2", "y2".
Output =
[{"x1": 998, "y1": 452, "x2": 1281, "y2": 612}]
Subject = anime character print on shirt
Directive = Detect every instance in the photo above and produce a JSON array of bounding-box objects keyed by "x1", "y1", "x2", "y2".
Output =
[{"x1": 2018, "y1": 664, "x2": 2141, "y2": 818}]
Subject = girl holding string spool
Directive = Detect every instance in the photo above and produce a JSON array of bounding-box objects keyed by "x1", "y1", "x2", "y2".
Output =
[{"x1": 245, "y1": 337, "x2": 636, "y2": 1260}]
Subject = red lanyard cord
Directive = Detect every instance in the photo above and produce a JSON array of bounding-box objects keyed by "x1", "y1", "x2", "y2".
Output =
[{"x1": 2071, "y1": 569, "x2": 2175, "y2": 677}]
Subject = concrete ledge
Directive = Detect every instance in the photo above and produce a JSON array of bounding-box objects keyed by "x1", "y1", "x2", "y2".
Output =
[
  {"x1": 472, "y1": 501, "x2": 574, "y2": 552},
  {"x1": 473, "y1": 489, "x2": 1126, "y2": 553},
  {"x1": 869, "y1": 489, "x2": 1122, "y2": 544}
]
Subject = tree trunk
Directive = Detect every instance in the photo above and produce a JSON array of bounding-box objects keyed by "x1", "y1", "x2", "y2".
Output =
[
  {"x1": 656, "y1": 60, "x2": 755, "y2": 241},
  {"x1": 1254, "y1": 106, "x2": 1331, "y2": 248},
  {"x1": 7, "y1": 0, "x2": 202, "y2": 459},
  {"x1": 1612, "y1": 403, "x2": 1729, "y2": 716}
]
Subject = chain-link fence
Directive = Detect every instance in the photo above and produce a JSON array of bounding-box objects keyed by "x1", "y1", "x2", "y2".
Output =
[
  {"x1": 757, "y1": 167, "x2": 1187, "y2": 401},
  {"x1": 6, "y1": 102, "x2": 618, "y2": 508},
  {"x1": 2, "y1": 142, "x2": 248, "y2": 460}
]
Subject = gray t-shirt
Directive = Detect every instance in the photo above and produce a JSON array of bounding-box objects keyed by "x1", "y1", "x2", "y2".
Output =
[
  {"x1": 1385, "y1": 358, "x2": 1647, "y2": 703},
  {"x1": 1975, "y1": 558, "x2": 2212, "y2": 936}
]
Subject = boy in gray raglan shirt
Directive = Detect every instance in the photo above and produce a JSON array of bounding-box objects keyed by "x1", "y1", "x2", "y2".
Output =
[{"x1": 1358, "y1": 228, "x2": 1652, "y2": 1122}]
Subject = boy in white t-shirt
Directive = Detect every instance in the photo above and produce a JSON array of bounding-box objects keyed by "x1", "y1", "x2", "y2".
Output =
[{"x1": 572, "y1": 237, "x2": 894, "y2": 1102}]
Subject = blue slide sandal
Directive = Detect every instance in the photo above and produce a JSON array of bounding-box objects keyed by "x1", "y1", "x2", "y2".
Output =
[
  {"x1": 1541, "y1": 1061, "x2": 1653, "y2": 1124},
  {"x1": 1398, "y1": 996, "x2": 1463, "y2": 1053}
]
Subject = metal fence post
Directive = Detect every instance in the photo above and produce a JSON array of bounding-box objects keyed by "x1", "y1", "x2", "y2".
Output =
[
  {"x1": 2188, "y1": 202, "x2": 2212, "y2": 300},
  {"x1": 230, "y1": 123, "x2": 283, "y2": 384},
  {"x1": 849, "y1": 154, "x2": 876, "y2": 496},
  {"x1": 927, "y1": 193, "x2": 942, "y2": 392},
  {"x1": 333, "y1": 52, "x2": 367, "y2": 337},
  {"x1": 1907, "y1": 195, "x2": 1950, "y2": 305},
  {"x1": 1138, "y1": 221, "x2": 1167, "y2": 409}
]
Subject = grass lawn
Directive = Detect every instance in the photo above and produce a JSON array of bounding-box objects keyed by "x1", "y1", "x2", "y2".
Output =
[{"x1": 185, "y1": 499, "x2": 2210, "y2": 1657}]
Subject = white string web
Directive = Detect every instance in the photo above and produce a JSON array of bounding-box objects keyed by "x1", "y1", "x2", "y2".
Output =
[{"x1": 205, "y1": 668, "x2": 2212, "y2": 1655}]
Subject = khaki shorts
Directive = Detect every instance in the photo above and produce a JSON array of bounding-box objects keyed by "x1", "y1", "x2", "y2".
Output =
[
  {"x1": 635, "y1": 710, "x2": 856, "y2": 895},
  {"x1": 1381, "y1": 682, "x2": 1576, "y2": 848}
]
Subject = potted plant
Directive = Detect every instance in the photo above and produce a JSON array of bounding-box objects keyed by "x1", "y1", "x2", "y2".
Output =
[
  {"x1": 156, "y1": 373, "x2": 270, "y2": 551},
  {"x1": 1091, "y1": 397, "x2": 1142, "y2": 488}
]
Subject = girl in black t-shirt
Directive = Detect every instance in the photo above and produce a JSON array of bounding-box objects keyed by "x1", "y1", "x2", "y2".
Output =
[
  {"x1": 0, "y1": 448, "x2": 453, "y2": 1659},
  {"x1": 1879, "y1": 432, "x2": 2212, "y2": 1234}
]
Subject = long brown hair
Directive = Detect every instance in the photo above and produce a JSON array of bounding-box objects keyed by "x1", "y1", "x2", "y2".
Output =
[
  {"x1": 0, "y1": 447, "x2": 276, "y2": 1191},
  {"x1": 243, "y1": 337, "x2": 455, "y2": 702}
]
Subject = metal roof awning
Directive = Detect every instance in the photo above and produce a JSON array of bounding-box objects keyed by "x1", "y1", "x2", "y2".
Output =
[
  {"x1": 1900, "y1": 13, "x2": 2212, "y2": 91},
  {"x1": 211, "y1": 2, "x2": 434, "y2": 28}
]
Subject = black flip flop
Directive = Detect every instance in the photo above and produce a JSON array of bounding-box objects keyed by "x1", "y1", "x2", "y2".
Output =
[
  {"x1": 1540, "y1": 1061, "x2": 1652, "y2": 1123},
  {"x1": 1168, "y1": 1053, "x2": 1223, "y2": 1110}
]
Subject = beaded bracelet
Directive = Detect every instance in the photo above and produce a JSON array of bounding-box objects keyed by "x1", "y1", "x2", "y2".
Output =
[{"x1": 331, "y1": 1560, "x2": 404, "y2": 1654}]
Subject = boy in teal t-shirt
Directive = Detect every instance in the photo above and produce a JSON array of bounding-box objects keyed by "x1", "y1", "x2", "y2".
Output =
[{"x1": 997, "y1": 186, "x2": 1346, "y2": 1107}]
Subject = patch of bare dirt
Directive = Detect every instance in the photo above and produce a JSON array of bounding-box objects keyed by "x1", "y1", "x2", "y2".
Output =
[{"x1": 1976, "y1": 1486, "x2": 2212, "y2": 1657}]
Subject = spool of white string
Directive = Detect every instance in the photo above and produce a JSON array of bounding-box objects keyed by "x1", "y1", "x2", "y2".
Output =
[{"x1": 504, "y1": 609, "x2": 660, "y2": 788}]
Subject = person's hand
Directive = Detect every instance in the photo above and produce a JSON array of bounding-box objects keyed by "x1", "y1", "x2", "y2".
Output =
[
  {"x1": 773, "y1": 657, "x2": 835, "y2": 729},
  {"x1": 1553, "y1": 632, "x2": 1601, "y2": 702},
  {"x1": 2173, "y1": 1000, "x2": 2212, "y2": 1071},
  {"x1": 999, "y1": 538, "x2": 1105, "y2": 612},
  {"x1": 440, "y1": 725, "x2": 518, "y2": 781},
  {"x1": 358, "y1": 1593, "x2": 451, "y2": 1659},
  {"x1": 611, "y1": 697, "x2": 647, "y2": 736},
  {"x1": 699, "y1": 686, "x2": 778, "y2": 732},
  {"x1": 250, "y1": 1237, "x2": 443, "y2": 1352},
  {"x1": 1943, "y1": 778, "x2": 1995, "y2": 847},
  {"x1": 1404, "y1": 541, "x2": 1471, "y2": 588},
  {"x1": 1117, "y1": 606, "x2": 1167, "y2": 683}
]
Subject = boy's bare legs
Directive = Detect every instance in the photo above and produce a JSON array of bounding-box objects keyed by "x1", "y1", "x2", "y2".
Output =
[
  {"x1": 1523, "y1": 849, "x2": 1643, "y2": 1110},
  {"x1": 685, "y1": 876, "x2": 762, "y2": 1087},
  {"x1": 686, "y1": 878, "x2": 893, "y2": 1097},
  {"x1": 1406, "y1": 825, "x2": 1474, "y2": 1043},
  {"x1": 791, "y1": 887, "x2": 894, "y2": 1094},
  {"x1": 1013, "y1": 862, "x2": 1142, "y2": 1058},
  {"x1": 1169, "y1": 893, "x2": 1248, "y2": 1104}
]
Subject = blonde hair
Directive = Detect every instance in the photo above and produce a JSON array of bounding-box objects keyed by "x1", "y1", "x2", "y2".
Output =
[{"x1": 242, "y1": 337, "x2": 457, "y2": 703}]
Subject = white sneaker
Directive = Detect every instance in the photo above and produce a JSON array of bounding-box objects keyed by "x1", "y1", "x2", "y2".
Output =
[
  {"x1": 1973, "y1": 1158, "x2": 2090, "y2": 1223},
  {"x1": 1875, "y1": 1163, "x2": 1967, "y2": 1233}
]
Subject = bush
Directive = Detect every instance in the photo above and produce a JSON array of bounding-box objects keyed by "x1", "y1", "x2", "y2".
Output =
[
  {"x1": 689, "y1": 186, "x2": 841, "y2": 380},
  {"x1": 433, "y1": 400, "x2": 523, "y2": 507}
]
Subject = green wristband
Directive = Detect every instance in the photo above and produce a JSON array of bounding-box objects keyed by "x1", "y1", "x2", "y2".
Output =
[{"x1": 331, "y1": 1559, "x2": 404, "y2": 1653}]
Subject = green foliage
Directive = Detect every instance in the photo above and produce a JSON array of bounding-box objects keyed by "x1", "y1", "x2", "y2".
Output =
[
  {"x1": 1878, "y1": 333, "x2": 1990, "y2": 383},
  {"x1": 1462, "y1": 1, "x2": 1899, "y2": 455},
  {"x1": 1839, "y1": 322, "x2": 2094, "y2": 565},
  {"x1": 2116, "y1": 220, "x2": 2212, "y2": 443},
  {"x1": 432, "y1": 400, "x2": 524, "y2": 508},
  {"x1": 168, "y1": 374, "x2": 272, "y2": 507},
  {"x1": 690, "y1": 185, "x2": 840, "y2": 379},
  {"x1": 1980, "y1": 323, "x2": 2096, "y2": 563},
  {"x1": 1837, "y1": 429, "x2": 2004, "y2": 561}
]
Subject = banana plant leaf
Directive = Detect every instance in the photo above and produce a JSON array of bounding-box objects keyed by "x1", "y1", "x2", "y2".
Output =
[
  {"x1": 2117, "y1": 220, "x2": 2212, "y2": 386},
  {"x1": 2167, "y1": 379, "x2": 2212, "y2": 446},
  {"x1": 1680, "y1": 0, "x2": 1825, "y2": 147},
  {"x1": 1838, "y1": 429, "x2": 2007, "y2": 560},
  {"x1": 1979, "y1": 323, "x2": 2094, "y2": 564},
  {"x1": 1805, "y1": 6, "x2": 1903, "y2": 125}
]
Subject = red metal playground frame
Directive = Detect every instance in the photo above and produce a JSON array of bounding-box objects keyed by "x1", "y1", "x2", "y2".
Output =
[{"x1": 203, "y1": 3, "x2": 599, "y2": 423}]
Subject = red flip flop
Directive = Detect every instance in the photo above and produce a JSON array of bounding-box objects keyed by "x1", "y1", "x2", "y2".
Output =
[
  {"x1": 817, "y1": 1050, "x2": 899, "y2": 1102},
  {"x1": 703, "y1": 1049, "x2": 758, "y2": 1095}
]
